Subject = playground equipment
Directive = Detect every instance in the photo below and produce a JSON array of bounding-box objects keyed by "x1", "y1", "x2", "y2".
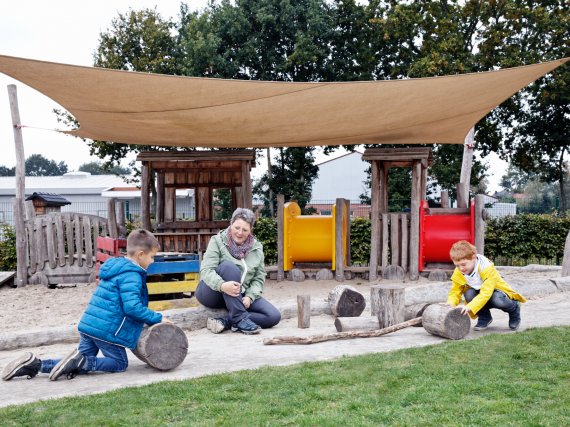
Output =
[
  {"x1": 277, "y1": 199, "x2": 350, "y2": 278},
  {"x1": 419, "y1": 200, "x2": 475, "y2": 271}
]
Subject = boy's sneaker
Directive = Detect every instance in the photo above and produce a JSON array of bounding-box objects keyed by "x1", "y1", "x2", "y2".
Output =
[
  {"x1": 509, "y1": 302, "x2": 521, "y2": 330},
  {"x1": 207, "y1": 317, "x2": 230, "y2": 334},
  {"x1": 473, "y1": 318, "x2": 493, "y2": 331},
  {"x1": 231, "y1": 318, "x2": 261, "y2": 335},
  {"x1": 49, "y1": 349, "x2": 86, "y2": 381},
  {"x1": 2, "y1": 352, "x2": 41, "y2": 381}
]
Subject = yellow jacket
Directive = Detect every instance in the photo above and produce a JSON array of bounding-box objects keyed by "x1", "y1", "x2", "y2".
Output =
[{"x1": 447, "y1": 259, "x2": 526, "y2": 319}]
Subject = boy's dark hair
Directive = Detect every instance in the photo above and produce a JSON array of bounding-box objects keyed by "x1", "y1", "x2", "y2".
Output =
[{"x1": 127, "y1": 229, "x2": 160, "y2": 255}]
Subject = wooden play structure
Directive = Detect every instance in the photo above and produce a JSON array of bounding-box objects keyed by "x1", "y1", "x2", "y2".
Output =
[
  {"x1": 276, "y1": 196, "x2": 351, "y2": 282},
  {"x1": 137, "y1": 150, "x2": 255, "y2": 256},
  {"x1": 363, "y1": 147, "x2": 485, "y2": 281}
]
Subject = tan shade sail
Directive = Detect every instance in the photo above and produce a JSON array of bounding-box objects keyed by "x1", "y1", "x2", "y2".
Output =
[{"x1": 0, "y1": 54, "x2": 568, "y2": 148}]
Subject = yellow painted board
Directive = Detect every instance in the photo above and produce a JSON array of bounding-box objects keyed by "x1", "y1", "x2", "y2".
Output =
[
  {"x1": 147, "y1": 279, "x2": 198, "y2": 295},
  {"x1": 149, "y1": 298, "x2": 200, "y2": 311}
]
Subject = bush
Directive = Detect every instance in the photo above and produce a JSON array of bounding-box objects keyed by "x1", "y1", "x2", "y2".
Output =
[
  {"x1": 350, "y1": 217, "x2": 371, "y2": 265},
  {"x1": 254, "y1": 217, "x2": 278, "y2": 265},
  {"x1": 0, "y1": 222, "x2": 17, "y2": 271},
  {"x1": 485, "y1": 214, "x2": 570, "y2": 265}
]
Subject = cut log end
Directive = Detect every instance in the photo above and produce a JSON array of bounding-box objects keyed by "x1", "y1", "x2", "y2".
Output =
[
  {"x1": 133, "y1": 323, "x2": 188, "y2": 371},
  {"x1": 328, "y1": 285, "x2": 366, "y2": 317},
  {"x1": 422, "y1": 304, "x2": 471, "y2": 340}
]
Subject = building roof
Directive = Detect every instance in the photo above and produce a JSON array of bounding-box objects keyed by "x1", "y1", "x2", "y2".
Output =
[
  {"x1": 25, "y1": 192, "x2": 71, "y2": 206},
  {"x1": 0, "y1": 172, "x2": 129, "y2": 196},
  {"x1": 0, "y1": 54, "x2": 567, "y2": 148}
]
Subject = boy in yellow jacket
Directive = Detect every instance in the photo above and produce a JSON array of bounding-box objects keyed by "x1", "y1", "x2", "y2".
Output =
[{"x1": 447, "y1": 240, "x2": 526, "y2": 331}]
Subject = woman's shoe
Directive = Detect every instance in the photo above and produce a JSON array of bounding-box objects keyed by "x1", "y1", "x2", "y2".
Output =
[
  {"x1": 207, "y1": 317, "x2": 231, "y2": 334},
  {"x1": 231, "y1": 318, "x2": 261, "y2": 335}
]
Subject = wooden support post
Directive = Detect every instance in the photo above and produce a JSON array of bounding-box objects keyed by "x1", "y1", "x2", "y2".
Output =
[
  {"x1": 381, "y1": 213, "x2": 389, "y2": 269},
  {"x1": 400, "y1": 214, "x2": 408, "y2": 273},
  {"x1": 370, "y1": 284, "x2": 405, "y2": 328},
  {"x1": 117, "y1": 201, "x2": 126, "y2": 238},
  {"x1": 390, "y1": 213, "x2": 399, "y2": 266},
  {"x1": 8, "y1": 85, "x2": 27, "y2": 287},
  {"x1": 107, "y1": 198, "x2": 118, "y2": 239},
  {"x1": 409, "y1": 161, "x2": 421, "y2": 280},
  {"x1": 458, "y1": 127, "x2": 475, "y2": 207},
  {"x1": 141, "y1": 164, "x2": 151, "y2": 230},
  {"x1": 132, "y1": 323, "x2": 188, "y2": 371},
  {"x1": 422, "y1": 304, "x2": 471, "y2": 340},
  {"x1": 344, "y1": 199, "x2": 351, "y2": 267},
  {"x1": 335, "y1": 198, "x2": 345, "y2": 282},
  {"x1": 456, "y1": 183, "x2": 468, "y2": 209},
  {"x1": 369, "y1": 161, "x2": 380, "y2": 281},
  {"x1": 242, "y1": 160, "x2": 253, "y2": 209},
  {"x1": 297, "y1": 295, "x2": 311, "y2": 329},
  {"x1": 474, "y1": 194, "x2": 485, "y2": 255},
  {"x1": 156, "y1": 172, "x2": 165, "y2": 224},
  {"x1": 440, "y1": 190, "x2": 449, "y2": 208},
  {"x1": 328, "y1": 285, "x2": 366, "y2": 317},
  {"x1": 276, "y1": 194, "x2": 285, "y2": 282}
]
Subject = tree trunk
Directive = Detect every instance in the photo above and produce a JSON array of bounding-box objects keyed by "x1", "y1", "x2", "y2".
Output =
[
  {"x1": 132, "y1": 323, "x2": 188, "y2": 371},
  {"x1": 422, "y1": 304, "x2": 471, "y2": 340}
]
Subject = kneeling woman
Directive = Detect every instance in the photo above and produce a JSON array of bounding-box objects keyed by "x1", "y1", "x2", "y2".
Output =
[{"x1": 196, "y1": 208, "x2": 281, "y2": 335}]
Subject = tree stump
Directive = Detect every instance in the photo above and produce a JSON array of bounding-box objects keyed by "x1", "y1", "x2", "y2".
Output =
[
  {"x1": 327, "y1": 285, "x2": 366, "y2": 317},
  {"x1": 132, "y1": 323, "x2": 188, "y2": 371},
  {"x1": 382, "y1": 265, "x2": 405, "y2": 280},
  {"x1": 422, "y1": 304, "x2": 471, "y2": 340},
  {"x1": 334, "y1": 316, "x2": 379, "y2": 332},
  {"x1": 404, "y1": 303, "x2": 430, "y2": 325},
  {"x1": 316, "y1": 268, "x2": 334, "y2": 281},
  {"x1": 370, "y1": 284, "x2": 405, "y2": 328},
  {"x1": 428, "y1": 269, "x2": 449, "y2": 282},
  {"x1": 289, "y1": 268, "x2": 305, "y2": 282}
]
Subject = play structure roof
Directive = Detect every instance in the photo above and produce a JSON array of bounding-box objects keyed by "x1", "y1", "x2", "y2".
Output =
[{"x1": 0, "y1": 54, "x2": 568, "y2": 148}]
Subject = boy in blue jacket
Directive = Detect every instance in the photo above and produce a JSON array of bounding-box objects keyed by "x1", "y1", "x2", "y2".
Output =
[{"x1": 2, "y1": 229, "x2": 170, "y2": 381}]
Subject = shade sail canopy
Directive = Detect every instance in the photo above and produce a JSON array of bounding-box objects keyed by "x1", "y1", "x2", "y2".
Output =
[{"x1": 0, "y1": 54, "x2": 568, "y2": 148}]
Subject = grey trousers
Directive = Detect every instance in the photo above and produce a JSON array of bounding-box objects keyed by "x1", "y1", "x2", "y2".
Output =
[{"x1": 195, "y1": 260, "x2": 281, "y2": 328}]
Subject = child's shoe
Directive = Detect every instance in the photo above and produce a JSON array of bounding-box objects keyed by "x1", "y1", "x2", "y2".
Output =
[
  {"x1": 207, "y1": 317, "x2": 231, "y2": 334},
  {"x1": 473, "y1": 317, "x2": 493, "y2": 331},
  {"x1": 49, "y1": 349, "x2": 86, "y2": 381},
  {"x1": 509, "y1": 302, "x2": 521, "y2": 330},
  {"x1": 2, "y1": 352, "x2": 41, "y2": 381},
  {"x1": 231, "y1": 318, "x2": 261, "y2": 335}
]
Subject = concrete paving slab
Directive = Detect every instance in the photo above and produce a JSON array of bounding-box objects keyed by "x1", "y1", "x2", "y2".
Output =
[{"x1": 1, "y1": 292, "x2": 569, "y2": 409}]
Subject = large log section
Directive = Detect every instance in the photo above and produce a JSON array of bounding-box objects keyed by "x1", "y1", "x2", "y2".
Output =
[
  {"x1": 133, "y1": 323, "x2": 188, "y2": 371},
  {"x1": 421, "y1": 304, "x2": 471, "y2": 340}
]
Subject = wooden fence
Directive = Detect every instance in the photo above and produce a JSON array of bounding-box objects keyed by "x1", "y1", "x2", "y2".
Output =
[{"x1": 25, "y1": 211, "x2": 111, "y2": 285}]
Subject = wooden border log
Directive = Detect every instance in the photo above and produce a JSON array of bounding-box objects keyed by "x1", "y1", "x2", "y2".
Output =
[
  {"x1": 334, "y1": 316, "x2": 379, "y2": 332},
  {"x1": 422, "y1": 304, "x2": 471, "y2": 340},
  {"x1": 263, "y1": 317, "x2": 422, "y2": 345},
  {"x1": 297, "y1": 295, "x2": 311, "y2": 328},
  {"x1": 132, "y1": 323, "x2": 188, "y2": 371},
  {"x1": 328, "y1": 285, "x2": 366, "y2": 317},
  {"x1": 370, "y1": 284, "x2": 405, "y2": 328}
]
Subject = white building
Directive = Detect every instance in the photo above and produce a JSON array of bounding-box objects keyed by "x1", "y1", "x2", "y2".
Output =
[{"x1": 311, "y1": 151, "x2": 368, "y2": 202}]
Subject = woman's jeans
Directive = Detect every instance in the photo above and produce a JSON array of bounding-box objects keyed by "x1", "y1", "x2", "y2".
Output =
[
  {"x1": 195, "y1": 260, "x2": 281, "y2": 328},
  {"x1": 41, "y1": 333, "x2": 129, "y2": 375},
  {"x1": 464, "y1": 288, "x2": 519, "y2": 322}
]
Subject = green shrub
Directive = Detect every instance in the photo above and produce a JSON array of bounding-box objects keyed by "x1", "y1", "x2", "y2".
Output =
[
  {"x1": 0, "y1": 222, "x2": 17, "y2": 271},
  {"x1": 485, "y1": 214, "x2": 570, "y2": 265},
  {"x1": 350, "y1": 217, "x2": 371, "y2": 265},
  {"x1": 254, "y1": 217, "x2": 278, "y2": 265}
]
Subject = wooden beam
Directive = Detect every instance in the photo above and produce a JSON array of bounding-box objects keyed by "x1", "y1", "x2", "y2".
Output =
[
  {"x1": 368, "y1": 161, "x2": 380, "y2": 281},
  {"x1": 141, "y1": 163, "x2": 151, "y2": 230},
  {"x1": 277, "y1": 194, "x2": 285, "y2": 282}
]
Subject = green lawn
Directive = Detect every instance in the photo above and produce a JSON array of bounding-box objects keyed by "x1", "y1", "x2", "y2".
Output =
[{"x1": 2, "y1": 326, "x2": 569, "y2": 427}]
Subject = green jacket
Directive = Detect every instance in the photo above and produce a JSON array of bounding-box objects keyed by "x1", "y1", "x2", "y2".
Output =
[{"x1": 200, "y1": 228, "x2": 266, "y2": 302}]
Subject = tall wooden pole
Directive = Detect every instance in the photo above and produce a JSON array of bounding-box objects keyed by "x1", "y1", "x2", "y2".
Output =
[
  {"x1": 458, "y1": 127, "x2": 475, "y2": 208},
  {"x1": 8, "y1": 85, "x2": 28, "y2": 286}
]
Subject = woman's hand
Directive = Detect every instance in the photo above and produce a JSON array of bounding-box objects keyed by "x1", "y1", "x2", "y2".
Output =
[
  {"x1": 221, "y1": 281, "x2": 241, "y2": 297},
  {"x1": 242, "y1": 296, "x2": 252, "y2": 309}
]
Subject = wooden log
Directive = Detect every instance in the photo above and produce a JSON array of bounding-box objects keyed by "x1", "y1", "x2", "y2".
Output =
[
  {"x1": 315, "y1": 268, "x2": 333, "y2": 281},
  {"x1": 132, "y1": 323, "x2": 188, "y2": 371},
  {"x1": 289, "y1": 268, "x2": 305, "y2": 282},
  {"x1": 263, "y1": 317, "x2": 422, "y2": 345},
  {"x1": 422, "y1": 304, "x2": 471, "y2": 340},
  {"x1": 368, "y1": 161, "x2": 380, "y2": 281},
  {"x1": 335, "y1": 316, "x2": 379, "y2": 332},
  {"x1": 440, "y1": 190, "x2": 449, "y2": 208},
  {"x1": 335, "y1": 198, "x2": 345, "y2": 282},
  {"x1": 474, "y1": 194, "x2": 485, "y2": 255},
  {"x1": 409, "y1": 161, "x2": 421, "y2": 281},
  {"x1": 276, "y1": 194, "x2": 285, "y2": 282},
  {"x1": 382, "y1": 265, "x2": 405, "y2": 280},
  {"x1": 370, "y1": 284, "x2": 405, "y2": 329},
  {"x1": 328, "y1": 285, "x2": 366, "y2": 317},
  {"x1": 297, "y1": 295, "x2": 310, "y2": 329},
  {"x1": 404, "y1": 303, "x2": 430, "y2": 324},
  {"x1": 428, "y1": 269, "x2": 449, "y2": 281}
]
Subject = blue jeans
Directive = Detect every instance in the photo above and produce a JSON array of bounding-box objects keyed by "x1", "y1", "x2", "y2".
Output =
[
  {"x1": 196, "y1": 260, "x2": 281, "y2": 328},
  {"x1": 41, "y1": 333, "x2": 129, "y2": 375},
  {"x1": 465, "y1": 288, "x2": 519, "y2": 323}
]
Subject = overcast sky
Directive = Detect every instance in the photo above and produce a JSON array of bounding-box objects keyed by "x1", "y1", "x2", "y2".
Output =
[{"x1": 0, "y1": 1, "x2": 504, "y2": 191}]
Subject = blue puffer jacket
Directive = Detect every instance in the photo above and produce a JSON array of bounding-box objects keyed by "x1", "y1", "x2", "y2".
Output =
[{"x1": 78, "y1": 257, "x2": 162, "y2": 349}]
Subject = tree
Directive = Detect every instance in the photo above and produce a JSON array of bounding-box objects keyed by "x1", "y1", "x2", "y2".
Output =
[
  {"x1": 0, "y1": 165, "x2": 15, "y2": 176},
  {"x1": 25, "y1": 154, "x2": 68, "y2": 176},
  {"x1": 78, "y1": 161, "x2": 131, "y2": 176},
  {"x1": 499, "y1": 165, "x2": 535, "y2": 194}
]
